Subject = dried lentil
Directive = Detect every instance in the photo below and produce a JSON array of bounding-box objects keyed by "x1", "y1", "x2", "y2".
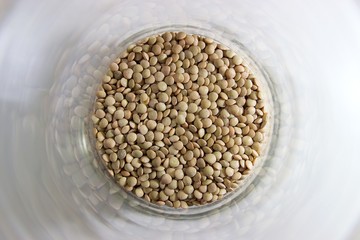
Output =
[{"x1": 93, "y1": 31, "x2": 268, "y2": 208}]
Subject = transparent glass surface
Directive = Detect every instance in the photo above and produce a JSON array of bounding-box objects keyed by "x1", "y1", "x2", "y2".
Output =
[{"x1": 0, "y1": 0, "x2": 360, "y2": 239}]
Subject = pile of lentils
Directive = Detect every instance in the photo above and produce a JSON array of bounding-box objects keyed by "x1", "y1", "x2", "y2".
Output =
[{"x1": 92, "y1": 32, "x2": 267, "y2": 208}]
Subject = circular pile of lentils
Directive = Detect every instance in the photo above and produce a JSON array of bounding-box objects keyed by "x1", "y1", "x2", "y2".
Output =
[{"x1": 92, "y1": 32, "x2": 267, "y2": 208}]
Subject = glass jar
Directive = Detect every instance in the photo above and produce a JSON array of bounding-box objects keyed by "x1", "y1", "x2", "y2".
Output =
[{"x1": 2, "y1": 1, "x2": 359, "y2": 239}]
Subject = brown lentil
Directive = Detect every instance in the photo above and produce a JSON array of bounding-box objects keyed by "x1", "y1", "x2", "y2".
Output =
[{"x1": 93, "y1": 31, "x2": 268, "y2": 208}]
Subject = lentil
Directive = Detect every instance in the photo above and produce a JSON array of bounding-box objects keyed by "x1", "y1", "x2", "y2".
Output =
[{"x1": 93, "y1": 31, "x2": 268, "y2": 208}]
